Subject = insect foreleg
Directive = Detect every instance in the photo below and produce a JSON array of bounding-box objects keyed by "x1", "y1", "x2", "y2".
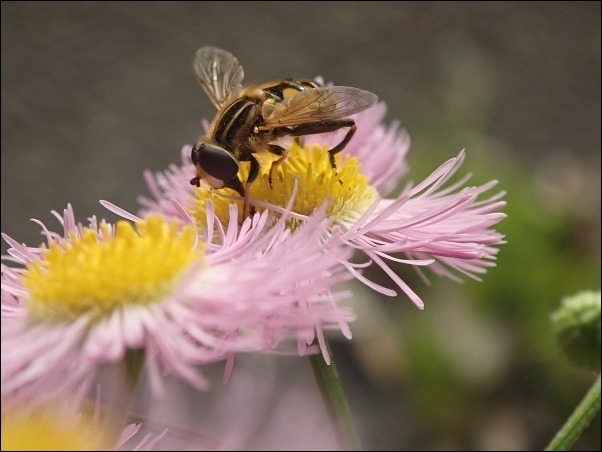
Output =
[
  {"x1": 223, "y1": 176, "x2": 256, "y2": 221},
  {"x1": 223, "y1": 176, "x2": 245, "y2": 198},
  {"x1": 243, "y1": 155, "x2": 260, "y2": 219},
  {"x1": 290, "y1": 119, "x2": 356, "y2": 169},
  {"x1": 266, "y1": 144, "x2": 288, "y2": 188},
  {"x1": 247, "y1": 154, "x2": 261, "y2": 185}
]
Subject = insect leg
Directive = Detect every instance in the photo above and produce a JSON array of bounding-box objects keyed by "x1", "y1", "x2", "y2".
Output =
[
  {"x1": 247, "y1": 154, "x2": 260, "y2": 184},
  {"x1": 290, "y1": 119, "x2": 356, "y2": 168},
  {"x1": 266, "y1": 144, "x2": 288, "y2": 188},
  {"x1": 223, "y1": 176, "x2": 256, "y2": 221},
  {"x1": 223, "y1": 176, "x2": 245, "y2": 197},
  {"x1": 243, "y1": 155, "x2": 260, "y2": 219}
]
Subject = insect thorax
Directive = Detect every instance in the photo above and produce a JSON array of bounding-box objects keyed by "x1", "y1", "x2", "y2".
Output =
[{"x1": 213, "y1": 98, "x2": 261, "y2": 150}]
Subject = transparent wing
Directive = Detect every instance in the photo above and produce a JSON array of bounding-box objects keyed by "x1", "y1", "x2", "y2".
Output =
[
  {"x1": 192, "y1": 46, "x2": 244, "y2": 109},
  {"x1": 264, "y1": 86, "x2": 378, "y2": 127}
]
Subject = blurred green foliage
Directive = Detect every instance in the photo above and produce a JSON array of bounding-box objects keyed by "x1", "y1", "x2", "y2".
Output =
[
  {"x1": 348, "y1": 41, "x2": 600, "y2": 449},
  {"x1": 349, "y1": 139, "x2": 600, "y2": 450}
]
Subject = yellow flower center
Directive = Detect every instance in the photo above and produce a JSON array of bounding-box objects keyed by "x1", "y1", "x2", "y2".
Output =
[
  {"x1": 191, "y1": 143, "x2": 378, "y2": 228},
  {"x1": 21, "y1": 215, "x2": 201, "y2": 321},
  {"x1": 1, "y1": 410, "x2": 111, "y2": 451}
]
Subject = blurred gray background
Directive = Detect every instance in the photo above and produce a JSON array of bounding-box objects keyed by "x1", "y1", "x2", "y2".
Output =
[
  {"x1": 2, "y1": 2, "x2": 600, "y2": 450},
  {"x1": 2, "y1": 2, "x2": 599, "y2": 245}
]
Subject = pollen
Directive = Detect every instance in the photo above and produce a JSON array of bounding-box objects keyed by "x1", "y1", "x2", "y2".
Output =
[
  {"x1": 21, "y1": 215, "x2": 201, "y2": 320},
  {"x1": 191, "y1": 143, "x2": 378, "y2": 228}
]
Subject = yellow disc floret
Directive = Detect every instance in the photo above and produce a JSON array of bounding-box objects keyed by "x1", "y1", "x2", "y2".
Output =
[
  {"x1": 1, "y1": 410, "x2": 111, "y2": 451},
  {"x1": 21, "y1": 215, "x2": 201, "y2": 320},
  {"x1": 191, "y1": 143, "x2": 378, "y2": 228}
]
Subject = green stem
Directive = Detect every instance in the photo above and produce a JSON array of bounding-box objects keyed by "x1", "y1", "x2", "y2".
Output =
[
  {"x1": 106, "y1": 349, "x2": 145, "y2": 439},
  {"x1": 124, "y1": 348, "x2": 145, "y2": 391},
  {"x1": 545, "y1": 373, "x2": 601, "y2": 451},
  {"x1": 309, "y1": 350, "x2": 362, "y2": 451}
]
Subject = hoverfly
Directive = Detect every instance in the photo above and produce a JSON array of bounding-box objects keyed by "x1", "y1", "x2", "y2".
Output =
[{"x1": 189, "y1": 46, "x2": 378, "y2": 218}]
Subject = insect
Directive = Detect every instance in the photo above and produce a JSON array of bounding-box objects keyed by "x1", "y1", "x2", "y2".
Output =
[{"x1": 189, "y1": 46, "x2": 378, "y2": 218}]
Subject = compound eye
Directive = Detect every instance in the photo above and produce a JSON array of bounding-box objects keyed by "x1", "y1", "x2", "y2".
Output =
[
  {"x1": 191, "y1": 145, "x2": 199, "y2": 166},
  {"x1": 199, "y1": 144, "x2": 240, "y2": 182}
]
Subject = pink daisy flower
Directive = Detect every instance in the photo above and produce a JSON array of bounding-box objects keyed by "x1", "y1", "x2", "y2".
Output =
[
  {"x1": 138, "y1": 102, "x2": 505, "y2": 310},
  {"x1": 1, "y1": 202, "x2": 353, "y2": 407}
]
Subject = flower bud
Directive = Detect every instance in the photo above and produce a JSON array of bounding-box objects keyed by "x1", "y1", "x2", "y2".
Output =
[{"x1": 551, "y1": 291, "x2": 601, "y2": 371}]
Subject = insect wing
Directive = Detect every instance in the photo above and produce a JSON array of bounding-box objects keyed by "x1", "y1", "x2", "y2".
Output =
[
  {"x1": 193, "y1": 46, "x2": 244, "y2": 109},
  {"x1": 263, "y1": 86, "x2": 377, "y2": 127}
]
